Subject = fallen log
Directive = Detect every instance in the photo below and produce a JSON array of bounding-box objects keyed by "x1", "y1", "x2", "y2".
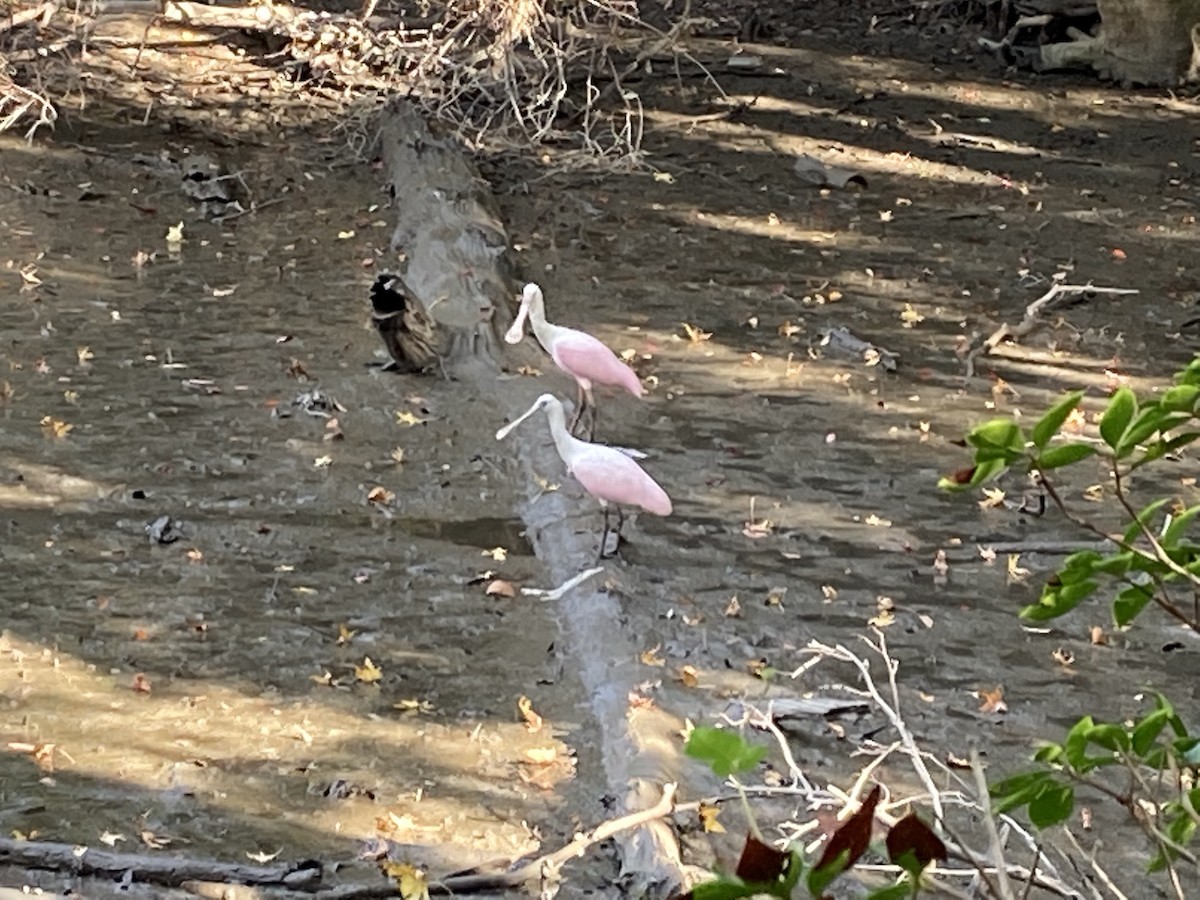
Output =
[
  {"x1": 375, "y1": 101, "x2": 514, "y2": 379},
  {"x1": 373, "y1": 102, "x2": 695, "y2": 896}
]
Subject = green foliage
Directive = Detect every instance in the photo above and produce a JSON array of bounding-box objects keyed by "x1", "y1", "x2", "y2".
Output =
[
  {"x1": 683, "y1": 743, "x2": 944, "y2": 899},
  {"x1": 991, "y1": 696, "x2": 1199, "y2": 872},
  {"x1": 940, "y1": 354, "x2": 1200, "y2": 630},
  {"x1": 685, "y1": 726, "x2": 767, "y2": 778}
]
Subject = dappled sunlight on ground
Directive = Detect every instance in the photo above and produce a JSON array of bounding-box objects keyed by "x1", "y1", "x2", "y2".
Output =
[{"x1": 0, "y1": 626, "x2": 554, "y2": 859}]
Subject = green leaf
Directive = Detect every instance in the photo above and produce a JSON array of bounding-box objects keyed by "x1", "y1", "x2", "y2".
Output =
[
  {"x1": 1058, "y1": 550, "x2": 1102, "y2": 584},
  {"x1": 1122, "y1": 498, "x2": 1171, "y2": 545},
  {"x1": 1113, "y1": 584, "x2": 1153, "y2": 628},
  {"x1": 690, "y1": 875, "x2": 777, "y2": 900},
  {"x1": 990, "y1": 771, "x2": 1053, "y2": 814},
  {"x1": 685, "y1": 727, "x2": 767, "y2": 778},
  {"x1": 1033, "y1": 744, "x2": 1065, "y2": 765},
  {"x1": 1178, "y1": 738, "x2": 1200, "y2": 766},
  {"x1": 1160, "y1": 383, "x2": 1200, "y2": 413},
  {"x1": 1175, "y1": 356, "x2": 1200, "y2": 387},
  {"x1": 1099, "y1": 387, "x2": 1137, "y2": 450},
  {"x1": 1085, "y1": 723, "x2": 1131, "y2": 754},
  {"x1": 1020, "y1": 580, "x2": 1098, "y2": 621},
  {"x1": 1115, "y1": 404, "x2": 1168, "y2": 457},
  {"x1": 807, "y1": 850, "x2": 850, "y2": 899},
  {"x1": 1090, "y1": 551, "x2": 1134, "y2": 576},
  {"x1": 1035, "y1": 442, "x2": 1097, "y2": 470},
  {"x1": 1162, "y1": 504, "x2": 1200, "y2": 549},
  {"x1": 1027, "y1": 782, "x2": 1074, "y2": 828},
  {"x1": 1032, "y1": 389, "x2": 1086, "y2": 449},
  {"x1": 1063, "y1": 717, "x2": 1094, "y2": 770},
  {"x1": 1131, "y1": 708, "x2": 1171, "y2": 756},
  {"x1": 966, "y1": 418, "x2": 1028, "y2": 464},
  {"x1": 866, "y1": 882, "x2": 914, "y2": 900}
]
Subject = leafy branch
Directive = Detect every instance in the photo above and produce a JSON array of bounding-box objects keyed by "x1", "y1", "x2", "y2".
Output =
[{"x1": 940, "y1": 354, "x2": 1200, "y2": 630}]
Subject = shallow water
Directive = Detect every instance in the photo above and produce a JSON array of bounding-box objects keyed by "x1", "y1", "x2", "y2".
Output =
[{"x1": 2, "y1": 26, "x2": 1199, "y2": 897}]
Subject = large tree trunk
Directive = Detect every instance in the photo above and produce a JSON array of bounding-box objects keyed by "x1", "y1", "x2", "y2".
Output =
[
  {"x1": 377, "y1": 102, "x2": 516, "y2": 379},
  {"x1": 1040, "y1": 0, "x2": 1200, "y2": 84}
]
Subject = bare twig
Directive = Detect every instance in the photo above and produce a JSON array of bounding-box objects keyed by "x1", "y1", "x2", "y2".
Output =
[{"x1": 965, "y1": 283, "x2": 1139, "y2": 378}]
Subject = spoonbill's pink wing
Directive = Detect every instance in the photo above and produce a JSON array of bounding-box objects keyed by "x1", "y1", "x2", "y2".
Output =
[
  {"x1": 569, "y1": 445, "x2": 672, "y2": 516},
  {"x1": 551, "y1": 331, "x2": 644, "y2": 397}
]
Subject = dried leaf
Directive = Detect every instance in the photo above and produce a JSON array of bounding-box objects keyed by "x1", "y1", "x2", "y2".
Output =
[
  {"x1": 524, "y1": 746, "x2": 558, "y2": 765},
  {"x1": 39, "y1": 417, "x2": 73, "y2": 438},
  {"x1": 1006, "y1": 553, "x2": 1031, "y2": 583},
  {"x1": 640, "y1": 644, "x2": 666, "y2": 667},
  {"x1": 517, "y1": 695, "x2": 543, "y2": 732},
  {"x1": 678, "y1": 665, "x2": 700, "y2": 688},
  {"x1": 723, "y1": 595, "x2": 742, "y2": 617},
  {"x1": 979, "y1": 487, "x2": 1006, "y2": 509},
  {"x1": 354, "y1": 657, "x2": 383, "y2": 684},
  {"x1": 977, "y1": 686, "x2": 1007, "y2": 714},
  {"x1": 395, "y1": 410, "x2": 427, "y2": 427},
  {"x1": 1052, "y1": 647, "x2": 1075, "y2": 667},
  {"x1": 735, "y1": 834, "x2": 793, "y2": 883},
  {"x1": 485, "y1": 579, "x2": 517, "y2": 598},
  {"x1": 1089, "y1": 626, "x2": 1107, "y2": 646},
  {"x1": 132, "y1": 673, "x2": 152, "y2": 694},
  {"x1": 815, "y1": 783, "x2": 882, "y2": 874},
  {"x1": 885, "y1": 814, "x2": 947, "y2": 870},
  {"x1": 366, "y1": 486, "x2": 394, "y2": 505},
  {"x1": 899, "y1": 304, "x2": 925, "y2": 327},
  {"x1": 379, "y1": 862, "x2": 429, "y2": 900},
  {"x1": 483, "y1": 546, "x2": 508, "y2": 562},
  {"x1": 681, "y1": 322, "x2": 712, "y2": 344},
  {"x1": 698, "y1": 802, "x2": 725, "y2": 833}
]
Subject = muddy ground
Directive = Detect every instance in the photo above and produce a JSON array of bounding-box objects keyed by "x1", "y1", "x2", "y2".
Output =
[{"x1": 1, "y1": 1, "x2": 1199, "y2": 897}]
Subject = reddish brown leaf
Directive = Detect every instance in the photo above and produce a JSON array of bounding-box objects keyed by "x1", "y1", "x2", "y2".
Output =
[
  {"x1": 816, "y1": 784, "x2": 882, "y2": 873},
  {"x1": 734, "y1": 833, "x2": 792, "y2": 884},
  {"x1": 947, "y1": 467, "x2": 976, "y2": 485},
  {"x1": 885, "y1": 814, "x2": 947, "y2": 869}
]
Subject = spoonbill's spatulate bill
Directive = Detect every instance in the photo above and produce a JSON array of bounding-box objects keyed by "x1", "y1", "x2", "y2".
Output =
[
  {"x1": 505, "y1": 283, "x2": 643, "y2": 439},
  {"x1": 496, "y1": 393, "x2": 671, "y2": 557}
]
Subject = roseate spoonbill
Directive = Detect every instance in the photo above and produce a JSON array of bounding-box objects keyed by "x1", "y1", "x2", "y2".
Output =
[
  {"x1": 370, "y1": 274, "x2": 441, "y2": 374},
  {"x1": 496, "y1": 393, "x2": 671, "y2": 558},
  {"x1": 506, "y1": 283, "x2": 643, "y2": 439}
]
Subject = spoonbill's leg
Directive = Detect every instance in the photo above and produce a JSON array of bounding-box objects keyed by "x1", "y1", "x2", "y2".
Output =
[
  {"x1": 581, "y1": 388, "x2": 598, "y2": 442},
  {"x1": 598, "y1": 504, "x2": 625, "y2": 560},
  {"x1": 568, "y1": 382, "x2": 588, "y2": 437}
]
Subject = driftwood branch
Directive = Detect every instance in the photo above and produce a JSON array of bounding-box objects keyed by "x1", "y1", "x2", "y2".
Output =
[
  {"x1": 0, "y1": 838, "x2": 322, "y2": 890},
  {"x1": 0, "y1": 784, "x2": 677, "y2": 898},
  {"x1": 0, "y1": 2, "x2": 54, "y2": 34},
  {"x1": 964, "y1": 282, "x2": 1139, "y2": 378},
  {"x1": 318, "y1": 782, "x2": 679, "y2": 899}
]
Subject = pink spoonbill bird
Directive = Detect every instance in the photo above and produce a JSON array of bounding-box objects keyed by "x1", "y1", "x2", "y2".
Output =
[
  {"x1": 506, "y1": 282, "x2": 644, "y2": 440},
  {"x1": 496, "y1": 393, "x2": 671, "y2": 558}
]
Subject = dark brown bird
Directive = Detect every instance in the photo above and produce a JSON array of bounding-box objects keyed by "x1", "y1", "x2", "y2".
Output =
[{"x1": 369, "y1": 274, "x2": 441, "y2": 374}]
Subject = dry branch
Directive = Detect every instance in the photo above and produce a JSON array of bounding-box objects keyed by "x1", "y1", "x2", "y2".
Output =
[
  {"x1": 0, "y1": 838, "x2": 322, "y2": 890},
  {"x1": 964, "y1": 282, "x2": 1139, "y2": 378}
]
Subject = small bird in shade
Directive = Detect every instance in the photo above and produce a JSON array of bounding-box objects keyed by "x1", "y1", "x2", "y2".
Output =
[{"x1": 369, "y1": 274, "x2": 441, "y2": 374}]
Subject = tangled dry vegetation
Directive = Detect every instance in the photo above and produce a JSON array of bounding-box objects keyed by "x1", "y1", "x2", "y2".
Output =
[{"x1": 0, "y1": 0, "x2": 706, "y2": 159}]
